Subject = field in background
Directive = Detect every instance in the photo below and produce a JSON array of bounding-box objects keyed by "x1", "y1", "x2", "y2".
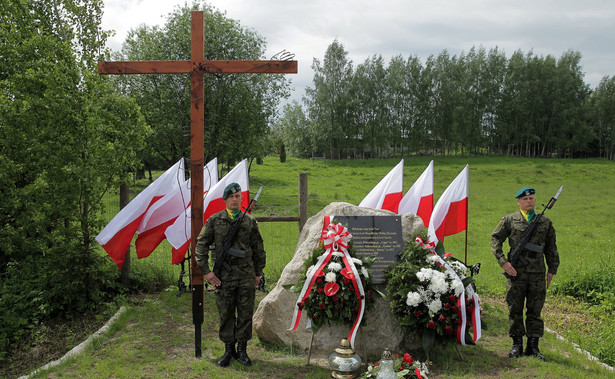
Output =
[{"x1": 100, "y1": 156, "x2": 615, "y2": 365}]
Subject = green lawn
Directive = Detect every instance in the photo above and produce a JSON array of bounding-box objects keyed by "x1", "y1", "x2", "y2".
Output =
[{"x1": 77, "y1": 156, "x2": 615, "y2": 377}]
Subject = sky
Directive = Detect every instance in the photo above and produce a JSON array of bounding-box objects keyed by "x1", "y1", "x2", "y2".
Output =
[{"x1": 101, "y1": 0, "x2": 615, "y2": 104}]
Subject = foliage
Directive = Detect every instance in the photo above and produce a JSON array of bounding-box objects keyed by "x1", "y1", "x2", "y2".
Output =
[
  {"x1": 112, "y1": 0, "x2": 292, "y2": 169},
  {"x1": 283, "y1": 42, "x2": 615, "y2": 160},
  {"x1": 385, "y1": 232, "x2": 476, "y2": 357},
  {"x1": 359, "y1": 351, "x2": 429, "y2": 379},
  {"x1": 0, "y1": 0, "x2": 148, "y2": 358},
  {"x1": 285, "y1": 234, "x2": 381, "y2": 333}
]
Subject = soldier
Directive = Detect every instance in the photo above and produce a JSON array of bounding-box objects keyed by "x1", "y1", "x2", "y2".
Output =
[
  {"x1": 491, "y1": 187, "x2": 559, "y2": 361},
  {"x1": 196, "y1": 182, "x2": 266, "y2": 367}
]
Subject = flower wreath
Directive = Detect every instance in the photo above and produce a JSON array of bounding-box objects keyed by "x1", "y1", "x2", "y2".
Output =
[
  {"x1": 385, "y1": 231, "x2": 480, "y2": 357},
  {"x1": 286, "y1": 219, "x2": 383, "y2": 346}
]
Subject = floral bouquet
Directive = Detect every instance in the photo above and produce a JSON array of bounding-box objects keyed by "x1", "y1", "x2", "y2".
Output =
[
  {"x1": 359, "y1": 351, "x2": 429, "y2": 379},
  {"x1": 385, "y1": 231, "x2": 477, "y2": 357},
  {"x1": 285, "y1": 221, "x2": 382, "y2": 334}
]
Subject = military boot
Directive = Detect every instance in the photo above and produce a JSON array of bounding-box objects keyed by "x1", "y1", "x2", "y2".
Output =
[
  {"x1": 216, "y1": 343, "x2": 236, "y2": 367},
  {"x1": 525, "y1": 337, "x2": 545, "y2": 361},
  {"x1": 236, "y1": 341, "x2": 252, "y2": 366},
  {"x1": 508, "y1": 336, "x2": 524, "y2": 358}
]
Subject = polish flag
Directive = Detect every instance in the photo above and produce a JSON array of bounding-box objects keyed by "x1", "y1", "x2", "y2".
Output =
[
  {"x1": 96, "y1": 159, "x2": 185, "y2": 269},
  {"x1": 134, "y1": 158, "x2": 218, "y2": 260},
  {"x1": 398, "y1": 160, "x2": 434, "y2": 227},
  {"x1": 165, "y1": 158, "x2": 250, "y2": 262},
  {"x1": 358, "y1": 160, "x2": 404, "y2": 213},
  {"x1": 428, "y1": 165, "x2": 469, "y2": 245}
]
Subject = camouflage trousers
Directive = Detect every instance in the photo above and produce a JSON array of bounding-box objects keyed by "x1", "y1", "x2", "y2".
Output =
[
  {"x1": 215, "y1": 280, "x2": 256, "y2": 344},
  {"x1": 505, "y1": 271, "x2": 546, "y2": 338}
]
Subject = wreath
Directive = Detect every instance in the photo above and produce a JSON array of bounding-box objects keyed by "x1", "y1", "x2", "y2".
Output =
[
  {"x1": 385, "y1": 231, "x2": 478, "y2": 357},
  {"x1": 286, "y1": 221, "x2": 383, "y2": 337}
]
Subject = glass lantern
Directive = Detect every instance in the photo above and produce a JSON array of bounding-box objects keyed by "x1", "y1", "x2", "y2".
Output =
[
  {"x1": 328, "y1": 338, "x2": 362, "y2": 378},
  {"x1": 376, "y1": 348, "x2": 396, "y2": 379}
]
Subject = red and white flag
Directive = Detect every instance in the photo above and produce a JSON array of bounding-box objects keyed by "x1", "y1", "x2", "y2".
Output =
[
  {"x1": 398, "y1": 160, "x2": 434, "y2": 227},
  {"x1": 134, "y1": 158, "x2": 218, "y2": 260},
  {"x1": 165, "y1": 158, "x2": 249, "y2": 262},
  {"x1": 427, "y1": 164, "x2": 469, "y2": 245},
  {"x1": 358, "y1": 159, "x2": 404, "y2": 213},
  {"x1": 95, "y1": 159, "x2": 185, "y2": 269}
]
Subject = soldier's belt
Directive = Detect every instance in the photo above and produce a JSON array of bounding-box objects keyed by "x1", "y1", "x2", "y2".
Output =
[{"x1": 227, "y1": 248, "x2": 246, "y2": 258}]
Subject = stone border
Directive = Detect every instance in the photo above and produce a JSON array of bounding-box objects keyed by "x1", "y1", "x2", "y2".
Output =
[
  {"x1": 545, "y1": 326, "x2": 614, "y2": 371},
  {"x1": 19, "y1": 306, "x2": 126, "y2": 379}
]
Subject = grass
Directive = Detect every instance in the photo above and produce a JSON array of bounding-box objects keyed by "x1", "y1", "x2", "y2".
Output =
[
  {"x1": 21, "y1": 288, "x2": 615, "y2": 379},
  {"x1": 5, "y1": 156, "x2": 615, "y2": 378}
]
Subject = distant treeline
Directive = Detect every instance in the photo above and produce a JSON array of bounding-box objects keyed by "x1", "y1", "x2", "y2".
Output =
[{"x1": 277, "y1": 42, "x2": 615, "y2": 160}]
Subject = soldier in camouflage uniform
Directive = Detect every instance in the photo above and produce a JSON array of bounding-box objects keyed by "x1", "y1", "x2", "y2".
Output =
[
  {"x1": 196, "y1": 182, "x2": 266, "y2": 367},
  {"x1": 491, "y1": 187, "x2": 559, "y2": 361}
]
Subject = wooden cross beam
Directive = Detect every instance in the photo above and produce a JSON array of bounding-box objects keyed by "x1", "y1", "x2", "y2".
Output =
[{"x1": 98, "y1": 10, "x2": 297, "y2": 357}]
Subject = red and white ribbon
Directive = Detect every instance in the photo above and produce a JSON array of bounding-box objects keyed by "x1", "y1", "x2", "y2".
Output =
[{"x1": 289, "y1": 217, "x2": 366, "y2": 349}]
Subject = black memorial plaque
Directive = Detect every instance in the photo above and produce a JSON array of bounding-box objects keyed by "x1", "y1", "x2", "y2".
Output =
[{"x1": 335, "y1": 216, "x2": 403, "y2": 284}]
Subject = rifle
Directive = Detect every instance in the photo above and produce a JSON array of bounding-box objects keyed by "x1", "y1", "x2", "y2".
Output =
[
  {"x1": 503, "y1": 186, "x2": 563, "y2": 279},
  {"x1": 212, "y1": 186, "x2": 263, "y2": 279}
]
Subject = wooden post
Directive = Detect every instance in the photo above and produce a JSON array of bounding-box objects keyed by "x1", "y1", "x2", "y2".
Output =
[
  {"x1": 98, "y1": 11, "x2": 297, "y2": 357},
  {"x1": 299, "y1": 173, "x2": 308, "y2": 233}
]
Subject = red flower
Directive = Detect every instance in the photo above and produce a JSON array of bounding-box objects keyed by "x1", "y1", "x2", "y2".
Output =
[
  {"x1": 319, "y1": 303, "x2": 324, "y2": 309},
  {"x1": 332, "y1": 296, "x2": 339, "y2": 302},
  {"x1": 368, "y1": 297, "x2": 374, "y2": 302},
  {"x1": 313, "y1": 314, "x2": 318, "y2": 319},
  {"x1": 317, "y1": 287, "x2": 323, "y2": 293},
  {"x1": 444, "y1": 252, "x2": 452, "y2": 258},
  {"x1": 343, "y1": 277, "x2": 350, "y2": 284},
  {"x1": 428, "y1": 320, "x2": 436, "y2": 329},
  {"x1": 324, "y1": 282, "x2": 340, "y2": 296},
  {"x1": 414, "y1": 311, "x2": 421, "y2": 318},
  {"x1": 416, "y1": 368, "x2": 423, "y2": 379},
  {"x1": 316, "y1": 269, "x2": 325, "y2": 277},
  {"x1": 297, "y1": 301, "x2": 304, "y2": 310},
  {"x1": 317, "y1": 278, "x2": 323, "y2": 284},
  {"x1": 439, "y1": 315, "x2": 446, "y2": 323},
  {"x1": 444, "y1": 303, "x2": 452, "y2": 309},
  {"x1": 403, "y1": 353, "x2": 414, "y2": 365},
  {"x1": 374, "y1": 362, "x2": 380, "y2": 367},
  {"x1": 449, "y1": 295, "x2": 456, "y2": 303},
  {"x1": 340, "y1": 267, "x2": 354, "y2": 279},
  {"x1": 368, "y1": 290, "x2": 373, "y2": 295},
  {"x1": 445, "y1": 325, "x2": 454, "y2": 336}
]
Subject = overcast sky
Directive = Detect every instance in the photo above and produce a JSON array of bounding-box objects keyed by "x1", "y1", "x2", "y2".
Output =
[{"x1": 101, "y1": 0, "x2": 615, "y2": 104}]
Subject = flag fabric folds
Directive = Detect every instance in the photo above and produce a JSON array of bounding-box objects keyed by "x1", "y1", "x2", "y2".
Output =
[
  {"x1": 165, "y1": 158, "x2": 250, "y2": 262},
  {"x1": 134, "y1": 158, "x2": 218, "y2": 260},
  {"x1": 427, "y1": 164, "x2": 469, "y2": 245},
  {"x1": 398, "y1": 160, "x2": 434, "y2": 227},
  {"x1": 95, "y1": 159, "x2": 185, "y2": 269},
  {"x1": 358, "y1": 159, "x2": 404, "y2": 213}
]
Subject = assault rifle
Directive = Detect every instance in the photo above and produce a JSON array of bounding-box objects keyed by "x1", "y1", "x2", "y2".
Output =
[
  {"x1": 212, "y1": 186, "x2": 263, "y2": 279},
  {"x1": 503, "y1": 186, "x2": 563, "y2": 279}
]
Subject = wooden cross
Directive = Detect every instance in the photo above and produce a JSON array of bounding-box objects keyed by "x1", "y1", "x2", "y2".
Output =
[{"x1": 98, "y1": 10, "x2": 297, "y2": 357}]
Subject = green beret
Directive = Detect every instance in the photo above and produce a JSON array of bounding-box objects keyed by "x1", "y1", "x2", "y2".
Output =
[
  {"x1": 515, "y1": 187, "x2": 535, "y2": 198},
  {"x1": 223, "y1": 182, "x2": 241, "y2": 199}
]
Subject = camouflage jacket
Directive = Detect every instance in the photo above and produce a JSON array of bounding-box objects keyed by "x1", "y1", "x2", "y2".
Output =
[
  {"x1": 491, "y1": 210, "x2": 559, "y2": 275},
  {"x1": 195, "y1": 210, "x2": 266, "y2": 282}
]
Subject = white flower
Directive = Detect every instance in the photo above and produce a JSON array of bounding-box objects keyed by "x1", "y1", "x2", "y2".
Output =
[
  {"x1": 328, "y1": 262, "x2": 342, "y2": 272},
  {"x1": 332, "y1": 251, "x2": 344, "y2": 258},
  {"x1": 325, "y1": 272, "x2": 337, "y2": 282},
  {"x1": 453, "y1": 281, "x2": 464, "y2": 296},
  {"x1": 427, "y1": 298, "x2": 443, "y2": 314},
  {"x1": 416, "y1": 268, "x2": 431, "y2": 282},
  {"x1": 352, "y1": 258, "x2": 362, "y2": 266},
  {"x1": 361, "y1": 267, "x2": 369, "y2": 278},
  {"x1": 425, "y1": 254, "x2": 439, "y2": 264},
  {"x1": 428, "y1": 274, "x2": 448, "y2": 295},
  {"x1": 406, "y1": 291, "x2": 421, "y2": 307}
]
